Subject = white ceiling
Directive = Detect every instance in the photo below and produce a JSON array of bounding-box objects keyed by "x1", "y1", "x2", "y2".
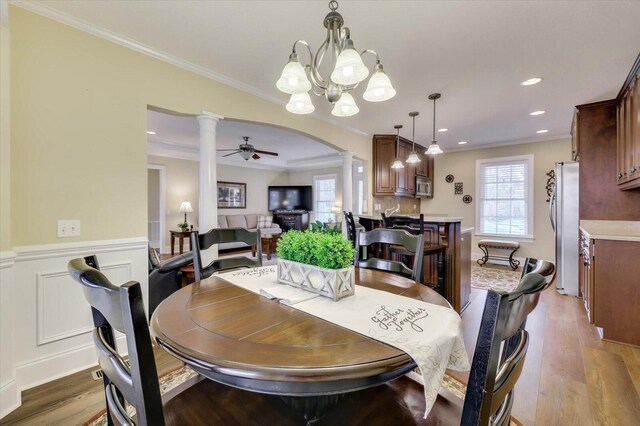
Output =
[
  {"x1": 22, "y1": 0, "x2": 640, "y2": 150},
  {"x1": 146, "y1": 110, "x2": 339, "y2": 169}
]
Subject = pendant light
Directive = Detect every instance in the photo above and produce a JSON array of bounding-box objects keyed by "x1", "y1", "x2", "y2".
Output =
[
  {"x1": 406, "y1": 111, "x2": 421, "y2": 164},
  {"x1": 425, "y1": 93, "x2": 444, "y2": 155},
  {"x1": 391, "y1": 125, "x2": 404, "y2": 169}
]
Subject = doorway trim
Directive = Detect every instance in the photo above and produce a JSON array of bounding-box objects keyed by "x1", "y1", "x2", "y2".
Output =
[{"x1": 147, "y1": 164, "x2": 166, "y2": 253}]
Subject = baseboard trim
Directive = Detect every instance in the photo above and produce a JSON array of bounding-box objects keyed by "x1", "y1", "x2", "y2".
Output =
[
  {"x1": 0, "y1": 379, "x2": 20, "y2": 420},
  {"x1": 14, "y1": 237, "x2": 148, "y2": 262}
]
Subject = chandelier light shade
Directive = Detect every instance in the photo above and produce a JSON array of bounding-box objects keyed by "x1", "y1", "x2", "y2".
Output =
[
  {"x1": 406, "y1": 111, "x2": 422, "y2": 164},
  {"x1": 363, "y1": 64, "x2": 396, "y2": 102},
  {"x1": 331, "y1": 92, "x2": 359, "y2": 117},
  {"x1": 276, "y1": 0, "x2": 395, "y2": 116},
  {"x1": 391, "y1": 124, "x2": 404, "y2": 169},
  {"x1": 426, "y1": 93, "x2": 444, "y2": 155},
  {"x1": 286, "y1": 92, "x2": 316, "y2": 114}
]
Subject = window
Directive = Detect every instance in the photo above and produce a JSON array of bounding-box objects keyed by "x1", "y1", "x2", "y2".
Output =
[
  {"x1": 313, "y1": 174, "x2": 336, "y2": 223},
  {"x1": 476, "y1": 155, "x2": 534, "y2": 239}
]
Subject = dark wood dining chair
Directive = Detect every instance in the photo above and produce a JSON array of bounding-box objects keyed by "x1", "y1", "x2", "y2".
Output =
[
  {"x1": 67, "y1": 257, "x2": 299, "y2": 426},
  {"x1": 381, "y1": 214, "x2": 447, "y2": 293},
  {"x1": 355, "y1": 228, "x2": 424, "y2": 281},
  {"x1": 191, "y1": 227, "x2": 262, "y2": 282},
  {"x1": 343, "y1": 211, "x2": 357, "y2": 248},
  {"x1": 319, "y1": 271, "x2": 550, "y2": 425}
]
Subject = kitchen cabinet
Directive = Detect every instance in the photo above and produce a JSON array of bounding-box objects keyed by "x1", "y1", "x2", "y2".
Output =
[
  {"x1": 617, "y1": 57, "x2": 640, "y2": 189},
  {"x1": 372, "y1": 135, "x2": 434, "y2": 197},
  {"x1": 579, "y1": 221, "x2": 640, "y2": 346}
]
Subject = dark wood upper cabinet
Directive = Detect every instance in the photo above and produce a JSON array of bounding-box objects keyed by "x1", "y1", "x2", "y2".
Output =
[
  {"x1": 616, "y1": 54, "x2": 640, "y2": 190},
  {"x1": 373, "y1": 135, "x2": 434, "y2": 197}
]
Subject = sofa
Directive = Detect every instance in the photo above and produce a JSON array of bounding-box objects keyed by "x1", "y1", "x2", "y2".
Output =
[{"x1": 217, "y1": 213, "x2": 281, "y2": 250}]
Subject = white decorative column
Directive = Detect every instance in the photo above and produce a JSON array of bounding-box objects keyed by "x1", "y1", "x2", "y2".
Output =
[
  {"x1": 340, "y1": 151, "x2": 354, "y2": 235},
  {"x1": 196, "y1": 111, "x2": 224, "y2": 264}
]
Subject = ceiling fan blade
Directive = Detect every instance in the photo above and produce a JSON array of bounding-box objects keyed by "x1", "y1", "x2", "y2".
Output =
[
  {"x1": 222, "y1": 151, "x2": 241, "y2": 157},
  {"x1": 216, "y1": 148, "x2": 242, "y2": 151},
  {"x1": 252, "y1": 153, "x2": 260, "y2": 160},
  {"x1": 253, "y1": 149, "x2": 279, "y2": 156}
]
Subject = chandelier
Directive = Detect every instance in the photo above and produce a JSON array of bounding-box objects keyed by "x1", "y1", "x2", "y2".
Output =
[{"x1": 276, "y1": 0, "x2": 396, "y2": 117}]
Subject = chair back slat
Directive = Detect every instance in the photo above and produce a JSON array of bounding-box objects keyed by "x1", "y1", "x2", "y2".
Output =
[
  {"x1": 68, "y1": 258, "x2": 165, "y2": 426},
  {"x1": 491, "y1": 330, "x2": 528, "y2": 411},
  {"x1": 355, "y1": 229, "x2": 424, "y2": 281},
  {"x1": 191, "y1": 228, "x2": 262, "y2": 281},
  {"x1": 343, "y1": 211, "x2": 357, "y2": 247}
]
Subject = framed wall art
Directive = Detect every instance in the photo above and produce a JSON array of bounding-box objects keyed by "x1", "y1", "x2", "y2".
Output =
[
  {"x1": 454, "y1": 182, "x2": 463, "y2": 195},
  {"x1": 217, "y1": 181, "x2": 246, "y2": 209}
]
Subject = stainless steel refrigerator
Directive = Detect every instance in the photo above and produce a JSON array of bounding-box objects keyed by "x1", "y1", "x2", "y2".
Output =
[{"x1": 549, "y1": 161, "x2": 579, "y2": 296}]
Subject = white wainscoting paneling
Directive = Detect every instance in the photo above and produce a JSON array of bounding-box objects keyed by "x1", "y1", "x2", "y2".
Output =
[{"x1": 0, "y1": 251, "x2": 19, "y2": 419}]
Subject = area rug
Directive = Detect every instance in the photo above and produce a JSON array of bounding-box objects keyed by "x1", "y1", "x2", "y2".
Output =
[{"x1": 471, "y1": 264, "x2": 521, "y2": 293}]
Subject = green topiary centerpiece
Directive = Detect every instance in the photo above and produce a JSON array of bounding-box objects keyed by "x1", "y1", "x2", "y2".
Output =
[{"x1": 276, "y1": 230, "x2": 356, "y2": 301}]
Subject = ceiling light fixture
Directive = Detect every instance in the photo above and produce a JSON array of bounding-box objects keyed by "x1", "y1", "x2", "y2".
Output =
[
  {"x1": 146, "y1": 131, "x2": 156, "y2": 135},
  {"x1": 530, "y1": 110, "x2": 546, "y2": 116},
  {"x1": 458, "y1": 141, "x2": 468, "y2": 145},
  {"x1": 406, "y1": 111, "x2": 421, "y2": 164},
  {"x1": 438, "y1": 128, "x2": 448, "y2": 132},
  {"x1": 425, "y1": 93, "x2": 444, "y2": 155},
  {"x1": 536, "y1": 129, "x2": 549, "y2": 134},
  {"x1": 391, "y1": 124, "x2": 404, "y2": 170},
  {"x1": 276, "y1": 0, "x2": 395, "y2": 116},
  {"x1": 521, "y1": 77, "x2": 542, "y2": 86}
]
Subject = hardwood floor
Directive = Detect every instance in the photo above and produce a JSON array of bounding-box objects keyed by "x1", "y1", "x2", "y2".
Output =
[{"x1": 2, "y1": 267, "x2": 640, "y2": 425}]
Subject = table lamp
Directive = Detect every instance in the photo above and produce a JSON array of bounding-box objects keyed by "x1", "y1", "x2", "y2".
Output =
[{"x1": 179, "y1": 200, "x2": 193, "y2": 226}]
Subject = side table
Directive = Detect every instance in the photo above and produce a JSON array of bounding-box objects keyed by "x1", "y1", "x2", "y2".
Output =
[{"x1": 170, "y1": 229, "x2": 195, "y2": 255}]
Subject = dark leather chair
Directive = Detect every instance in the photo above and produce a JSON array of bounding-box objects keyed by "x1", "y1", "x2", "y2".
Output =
[
  {"x1": 319, "y1": 271, "x2": 551, "y2": 425},
  {"x1": 191, "y1": 228, "x2": 262, "y2": 282},
  {"x1": 355, "y1": 228, "x2": 424, "y2": 281},
  {"x1": 381, "y1": 214, "x2": 447, "y2": 293},
  {"x1": 147, "y1": 247, "x2": 193, "y2": 318},
  {"x1": 67, "y1": 257, "x2": 300, "y2": 426}
]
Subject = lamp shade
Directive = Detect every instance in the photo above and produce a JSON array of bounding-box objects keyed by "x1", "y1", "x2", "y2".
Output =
[
  {"x1": 406, "y1": 152, "x2": 421, "y2": 164},
  {"x1": 363, "y1": 68, "x2": 396, "y2": 102},
  {"x1": 179, "y1": 201, "x2": 193, "y2": 213},
  {"x1": 391, "y1": 159, "x2": 405, "y2": 169},
  {"x1": 331, "y1": 93, "x2": 359, "y2": 117},
  {"x1": 276, "y1": 57, "x2": 312, "y2": 94},
  {"x1": 286, "y1": 92, "x2": 315, "y2": 114},
  {"x1": 425, "y1": 142, "x2": 444, "y2": 155},
  {"x1": 331, "y1": 48, "x2": 369, "y2": 86}
]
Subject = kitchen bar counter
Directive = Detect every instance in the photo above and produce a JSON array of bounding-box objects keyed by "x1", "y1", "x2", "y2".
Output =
[
  {"x1": 357, "y1": 215, "x2": 469, "y2": 312},
  {"x1": 580, "y1": 220, "x2": 640, "y2": 242}
]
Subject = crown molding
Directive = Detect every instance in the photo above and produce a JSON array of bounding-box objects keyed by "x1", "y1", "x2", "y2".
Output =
[
  {"x1": 10, "y1": 0, "x2": 370, "y2": 138},
  {"x1": 442, "y1": 133, "x2": 571, "y2": 153}
]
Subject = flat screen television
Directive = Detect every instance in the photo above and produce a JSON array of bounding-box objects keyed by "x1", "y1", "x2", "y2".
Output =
[{"x1": 268, "y1": 186, "x2": 313, "y2": 211}]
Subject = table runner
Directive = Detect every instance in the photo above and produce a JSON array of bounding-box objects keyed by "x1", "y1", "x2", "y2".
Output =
[{"x1": 216, "y1": 266, "x2": 470, "y2": 417}]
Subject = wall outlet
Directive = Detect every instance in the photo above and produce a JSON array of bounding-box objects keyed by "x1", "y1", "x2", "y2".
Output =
[{"x1": 57, "y1": 220, "x2": 81, "y2": 238}]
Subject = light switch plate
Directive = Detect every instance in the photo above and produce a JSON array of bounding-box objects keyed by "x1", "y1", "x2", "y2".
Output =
[{"x1": 57, "y1": 220, "x2": 81, "y2": 237}]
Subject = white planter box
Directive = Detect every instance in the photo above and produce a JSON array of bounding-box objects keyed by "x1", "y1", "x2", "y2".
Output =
[{"x1": 277, "y1": 259, "x2": 355, "y2": 301}]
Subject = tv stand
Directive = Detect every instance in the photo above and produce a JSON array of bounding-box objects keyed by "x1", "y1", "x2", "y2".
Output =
[{"x1": 273, "y1": 211, "x2": 310, "y2": 231}]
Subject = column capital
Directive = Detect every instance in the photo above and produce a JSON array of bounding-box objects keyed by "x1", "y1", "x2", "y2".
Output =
[
  {"x1": 339, "y1": 151, "x2": 355, "y2": 159},
  {"x1": 197, "y1": 111, "x2": 224, "y2": 122}
]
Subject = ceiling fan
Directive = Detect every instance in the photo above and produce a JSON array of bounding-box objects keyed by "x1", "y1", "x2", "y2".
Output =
[{"x1": 216, "y1": 137, "x2": 279, "y2": 161}]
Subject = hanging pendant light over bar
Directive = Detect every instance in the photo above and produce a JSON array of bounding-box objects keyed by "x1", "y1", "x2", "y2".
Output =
[
  {"x1": 426, "y1": 93, "x2": 444, "y2": 155},
  {"x1": 391, "y1": 124, "x2": 405, "y2": 169},
  {"x1": 276, "y1": 0, "x2": 396, "y2": 116},
  {"x1": 406, "y1": 111, "x2": 422, "y2": 164}
]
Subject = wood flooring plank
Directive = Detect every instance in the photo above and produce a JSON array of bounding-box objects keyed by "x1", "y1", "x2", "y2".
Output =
[{"x1": 583, "y1": 347, "x2": 640, "y2": 425}]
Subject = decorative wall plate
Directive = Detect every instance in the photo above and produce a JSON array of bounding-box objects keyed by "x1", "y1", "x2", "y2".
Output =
[
  {"x1": 463, "y1": 195, "x2": 472, "y2": 204},
  {"x1": 454, "y1": 182, "x2": 463, "y2": 194},
  {"x1": 445, "y1": 174, "x2": 455, "y2": 183}
]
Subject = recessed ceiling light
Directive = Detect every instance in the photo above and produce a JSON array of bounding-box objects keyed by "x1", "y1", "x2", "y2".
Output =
[
  {"x1": 458, "y1": 141, "x2": 468, "y2": 145},
  {"x1": 521, "y1": 77, "x2": 542, "y2": 86},
  {"x1": 146, "y1": 131, "x2": 156, "y2": 135},
  {"x1": 530, "y1": 110, "x2": 546, "y2": 116},
  {"x1": 438, "y1": 128, "x2": 448, "y2": 132},
  {"x1": 536, "y1": 129, "x2": 548, "y2": 134}
]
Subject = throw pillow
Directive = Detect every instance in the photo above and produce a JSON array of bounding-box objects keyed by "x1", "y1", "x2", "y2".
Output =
[{"x1": 257, "y1": 215, "x2": 273, "y2": 229}]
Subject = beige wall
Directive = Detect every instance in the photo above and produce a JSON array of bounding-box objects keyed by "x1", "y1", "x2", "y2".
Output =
[
  {"x1": 422, "y1": 138, "x2": 572, "y2": 260},
  {"x1": 217, "y1": 164, "x2": 289, "y2": 216},
  {"x1": 9, "y1": 7, "x2": 370, "y2": 247},
  {"x1": 0, "y1": 11, "x2": 10, "y2": 251}
]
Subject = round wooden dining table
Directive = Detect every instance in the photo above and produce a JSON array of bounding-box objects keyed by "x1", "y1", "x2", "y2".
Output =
[{"x1": 150, "y1": 268, "x2": 450, "y2": 398}]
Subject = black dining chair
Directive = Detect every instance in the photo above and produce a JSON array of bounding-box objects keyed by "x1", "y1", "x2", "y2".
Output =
[
  {"x1": 355, "y1": 228, "x2": 424, "y2": 281},
  {"x1": 68, "y1": 257, "x2": 300, "y2": 426},
  {"x1": 191, "y1": 228, "x2": 262, "y2": 282},
  {"x1": 319, "y1": 269, "x2": 552, "y2": 425},
  {"x1": 343, "y1": 211, "x2": 357, "y2": 248}
]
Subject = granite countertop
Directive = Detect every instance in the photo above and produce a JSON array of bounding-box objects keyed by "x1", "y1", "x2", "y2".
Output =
[
  {"x1": 357, "y1": 214, "x2": 463, "y2": 223},
  {"x1": 580, "y1": 220, "x2": 640, "y2": 242}
]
